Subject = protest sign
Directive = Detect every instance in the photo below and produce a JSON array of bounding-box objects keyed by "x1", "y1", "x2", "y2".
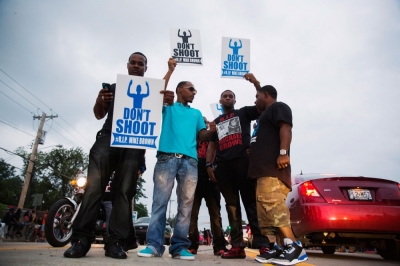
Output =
[
  {"x1": 170, "y1": 28, "x2": 203, "y2": 66},
  {"x1": 210, "y1": 103, "x2": 223, "y2": 119},
  {"x1": 221, "y1": 37, "x2": 250, "y2": 78},
  {"x1": 111, "y1": 74, "x2": 164, "y2": 149}
]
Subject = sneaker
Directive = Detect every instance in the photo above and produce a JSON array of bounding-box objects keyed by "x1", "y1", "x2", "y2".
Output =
[
  {"x1": 221, "y1": 246, "x2": 246, "y2": 259},
  {"x1": 104, "y1": 242, "x2": 127, "y2": 259},
  {"x1": 214, "y1": 247, "x2": 228, "y2": 256},
  {"x1": 64, "y1": 239, "x2": 91, "y2": 258},
  {"x1": 138, "y1": 247, "x2": 156, "y2": 258},
  {"x1": 188, "y1": 249, "x2": 197, "y2": 255},
  {"x1": 172, "y1": 249, "x2": 195, "y2": 260},
  {"x1": 270, "y1": 239, "x2": 308, "y2": 265},
  {"x1": 255, "y1": 242, "x2": 283, "y2": 263}
]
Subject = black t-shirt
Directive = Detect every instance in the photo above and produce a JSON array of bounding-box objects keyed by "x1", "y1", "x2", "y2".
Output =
[
  {"x1": 101, "y1": 83, "x2": 116, "y2": 132},
  {"x1": 248, "y1": 102, "x2": 293, "y2": 189},
  {"x1": 211, "y1": 106, "x2": 259, "y2": 162}
]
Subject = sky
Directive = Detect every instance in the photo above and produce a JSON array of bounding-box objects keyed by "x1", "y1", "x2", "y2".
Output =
[{"x1": 1, "y1": 0, "x2": 400, "y2": 229}]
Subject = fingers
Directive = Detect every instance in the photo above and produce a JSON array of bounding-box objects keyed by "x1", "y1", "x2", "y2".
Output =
[
  {"x1": 208, "y1": 121, "x2": 216, "y2": 132},
  {"x1": 98, "y1": 88, "x2": 113, "y2": 103},
  {"x1": 160, "y1": 90, "x2": 175, "y2": 105}
]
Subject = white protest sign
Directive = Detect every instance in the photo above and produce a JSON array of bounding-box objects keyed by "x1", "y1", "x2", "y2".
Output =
[
  {"x1": 221, "y1": 37, "x2": 250, "y2": 78},
  {"x1": 170, "y1": 28, "x2": 203, "y2": 66},
  {"x1": 111, "y1": 74, "x2": 164, "y2": 150},
  {"x1": 210, "y1": 103, "x2": 223, "y2": 119}
]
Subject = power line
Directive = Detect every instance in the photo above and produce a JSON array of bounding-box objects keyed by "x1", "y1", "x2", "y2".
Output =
[
  {"x1": 0, "y1": 69, "x2": 50, "y2": 111},
  {"x1": 0, "y1": 69, "x2": 93, "y2": 147},
  {"x1": 53, "y1": 120, "x2": 91, "y2": 149},
  {"x1": 0, "y1": 79, "x2": 42, "y2": 112},
  {"x1": 0, "y1": 90, "x2": 34, "y2": 114},
  {"x1": 0, "y1": 119, "x2": 36, "y2": 137},
  {"x1": 50, "y1": 127, "x2": 80, "y2": 147}
]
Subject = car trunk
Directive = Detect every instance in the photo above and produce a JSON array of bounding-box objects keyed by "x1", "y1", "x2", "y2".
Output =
[{"x1": 311, "y1": 177, "x2": 400, "y2": 206}]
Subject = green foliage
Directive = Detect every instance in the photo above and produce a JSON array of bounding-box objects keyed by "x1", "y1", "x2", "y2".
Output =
[
  {"x1": 134, "y1": 202, "x2": 148, "y2": 218},
  {"x1": 0, "y1": 159, "x2": 23, "y2": 206}
]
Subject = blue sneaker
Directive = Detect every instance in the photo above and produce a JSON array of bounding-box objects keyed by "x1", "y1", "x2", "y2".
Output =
[
  {"x1": 270, "y1": 239, "x2": 308, "y2": 265},
  {"x1": 172, "y1": 249, "x2": 195, "y2": 260},
  {"x1": 138, "y1": 247, "x2": 156, "y2": 258}
]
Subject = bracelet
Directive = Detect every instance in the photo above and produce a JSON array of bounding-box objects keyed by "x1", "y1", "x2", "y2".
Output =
[{"x1": 205, "y1": 162, "x2": 213, "y2": 168}]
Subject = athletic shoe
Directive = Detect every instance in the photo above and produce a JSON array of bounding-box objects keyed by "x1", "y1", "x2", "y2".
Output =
[
  {"x1": 172, "y1": 249, "x2": 195, "y2": 260},
  {"x1": 188, "y1": 249, "x2": 197, "y2": 254},
  {"x1": 137, "y1": 247, "x2": 156, "y2": 258},
  {"x1": 221, "y1": 246, "x2": 246, "y2": 259},
  {"x1": 270, "y1": 239, "x2": 308, "y2": 265},
  {"x1": 255, "y1": 242, "x2": 283, "y2": 263},
  {"x1": 214, "y1": 247, "x2": 228, "y2": 256}
]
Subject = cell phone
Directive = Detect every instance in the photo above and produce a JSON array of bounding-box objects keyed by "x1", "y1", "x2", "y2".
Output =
[{"x1": 102, "y1": 83, "x2": 111, "y2": 90}]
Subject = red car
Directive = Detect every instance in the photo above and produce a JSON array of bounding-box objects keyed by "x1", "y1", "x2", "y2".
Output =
[{"x1": 287, "y1": 173, "x2": 400, "y2": 260}]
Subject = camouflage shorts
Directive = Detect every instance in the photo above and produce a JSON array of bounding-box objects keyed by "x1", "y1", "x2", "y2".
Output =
[{"x1": 256, "y1": 176, "x2": 291, "y2": 230}]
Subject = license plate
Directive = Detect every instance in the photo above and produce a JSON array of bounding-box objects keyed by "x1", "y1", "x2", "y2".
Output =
[{"x1": 348, "y1": 188, "x2": 372, "y2": 200}]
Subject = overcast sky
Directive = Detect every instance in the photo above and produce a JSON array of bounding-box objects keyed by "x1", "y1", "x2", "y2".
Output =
[{"x1": 1, "y1": 0, "x2": 399, "y2": 229}]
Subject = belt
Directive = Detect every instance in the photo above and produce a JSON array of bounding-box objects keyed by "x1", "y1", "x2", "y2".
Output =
[{"x1": 158, "y1": 152, "x2": 192, "y2": 160}]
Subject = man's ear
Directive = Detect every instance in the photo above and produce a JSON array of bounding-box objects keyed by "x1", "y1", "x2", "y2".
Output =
[
  {"x1": 219, "y1": 99, "x2": 222, "y2": 104},
  {"x1": 144, "y1": 66, "x2": 148, "y2": 72}
]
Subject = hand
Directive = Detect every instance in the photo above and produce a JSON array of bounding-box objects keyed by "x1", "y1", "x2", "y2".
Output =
[
  {"x1": 96, "y1": 88, "x2": 113, "y2": 105},
  {"x1": 160, "y1": 90, "x2": 175, "y2": 105},
  {"x1": 207, "y1": 167, "x2": 217, "y2": 183},
  {"x1": 208, "y1": 121, "x2": 216, "y2": 133},
  {"x1": 244, "y1": 73, "x2": 260, "y2": 86},
  {"x1": 138, "y1": 170, "x2": 142, "y2": 177},
  {"x1": 168, "y1": 57, "x2": 177, "y2": 72},
  {"x1": 277, "y1": 154, "x2": 290, "y2": 170}
]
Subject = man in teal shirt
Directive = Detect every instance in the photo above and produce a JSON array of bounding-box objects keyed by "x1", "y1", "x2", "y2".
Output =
[{"x1": 138, "y1": 79, "x2": 216, "y2": 260}]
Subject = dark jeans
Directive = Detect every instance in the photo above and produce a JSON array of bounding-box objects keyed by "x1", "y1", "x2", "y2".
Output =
[
  {"x1": 71, "y1": 130, "x2": 141, "y2": 247},
  {"x1": 188, "y1": 175, "x2": 225, "y2": 251},
  {"x1": 215, "y1": 156, "x2": 270, "y2": 248}
]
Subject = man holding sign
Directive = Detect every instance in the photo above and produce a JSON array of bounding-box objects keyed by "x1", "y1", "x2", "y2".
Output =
[
  {"x1": 138, "y1": 80, "x2": 216, "y2": 261},
  {"x1": 63, "y1": 53, "x2": 175, "y2": 260}
]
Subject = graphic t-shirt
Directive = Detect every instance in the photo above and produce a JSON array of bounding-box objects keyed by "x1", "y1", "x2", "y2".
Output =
[
  {"x1": 211, "y1": 106, "x2": 259, "y2": 162},
  {"x1": 248, "y1": 102, "x2": 293, "y2": 188}
]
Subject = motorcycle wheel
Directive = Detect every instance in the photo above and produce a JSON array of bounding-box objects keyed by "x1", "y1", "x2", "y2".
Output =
[{"x1": 45, "y1": 199, "x2": 75, "y2": 247}]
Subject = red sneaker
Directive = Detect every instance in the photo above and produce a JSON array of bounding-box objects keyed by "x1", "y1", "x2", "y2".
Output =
[
  {"x1": 188, "y1": 249, "x2": 197, "y2": 255},
  {"x1": 259, "y1": 246, "x2": 271, "y2": 256},
  {"x1": 221, "y1": 247, "x2": 246, "y2": 259}
]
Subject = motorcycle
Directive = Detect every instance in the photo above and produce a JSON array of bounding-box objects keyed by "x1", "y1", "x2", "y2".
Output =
[{"x1": 45, "y1": 173, "x2": 107, "y2": 247}]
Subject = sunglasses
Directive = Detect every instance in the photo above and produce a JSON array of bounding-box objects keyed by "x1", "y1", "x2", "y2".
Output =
[{"x1": 182, "y1": 86, "x2": 197, "y2": 92}]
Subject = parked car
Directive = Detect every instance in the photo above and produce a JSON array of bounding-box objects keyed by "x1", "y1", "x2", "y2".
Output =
[
  {"x1": 133, "y1": 217, "x2": 172, "y2": 245},
  {"x1": 287, "y1": 173, "x2": 400, "y2": 260}
]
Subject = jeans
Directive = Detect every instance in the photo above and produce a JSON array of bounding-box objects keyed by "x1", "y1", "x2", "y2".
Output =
[
  {"x1": 215, "y1": 156, "x2": 270, "y2": 248},
  {"x1": 146, "y1": 154, "x2": 198, "y2": 256},
  {"x1": 71, "y1": 130, "x2": 141, "y2": 247},
  {"x1": 188, "y1": 175, "x2": 225, "y2": 251}
]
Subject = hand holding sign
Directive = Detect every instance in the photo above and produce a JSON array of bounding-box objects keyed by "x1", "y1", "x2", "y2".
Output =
[
  {"x1": 160, "y1": 90, "x2": 175, "y2": 105},
  {"x1": 97, "y1": 87, "x2": 114, "y2": 105},
  {"x1": 244, "y1": 73, "x2": 261, "y2": 90},
  {"x1": 168, "y1": 58, "x2": 177, "y2": 72}
]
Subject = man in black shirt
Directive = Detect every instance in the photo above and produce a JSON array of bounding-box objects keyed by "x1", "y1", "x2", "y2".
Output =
[
  {"x1": 64, "y1": 54, "x2": 175, "y2": 260},
  {"x1": 206, "y1": 74, "x2": 270, "y2": 259},
  {"x1": 188, "y1": 117, "x2": 226, "y2": 256},
  {"x1": 248, "y1": 85, "x2": 308, "y2": 265}
]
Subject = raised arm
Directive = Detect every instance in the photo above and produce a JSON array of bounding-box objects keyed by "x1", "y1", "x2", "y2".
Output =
[
  {"x1": 238, "y1": 40, "x2": 242, "y2": 48},
  {"x1": 144, "y1": 81, "x2": 150, "y2": 97},
  {"x1": 229, "y1": 39, "x2": 233, "y2": 48},
  {"x1": 163, "y1": 58, "x2": 176, "y2": 90},
  {"x1": 188, "y1": 30, "x2": 192, "y2": 37},
  {"x1": 244, "y1": 73, "x2": 261, "y2": 90},
  {"x1": 178, "y1": 29, "x2": 182, "y2": 37},
  {"x1": 126, "y1": 80, "x2": 134, "y2": 97}
]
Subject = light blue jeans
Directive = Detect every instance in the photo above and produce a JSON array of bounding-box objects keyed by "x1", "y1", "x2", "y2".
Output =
[{"x1": 146, "y1": 154, "x2": 198, "y2": 256}]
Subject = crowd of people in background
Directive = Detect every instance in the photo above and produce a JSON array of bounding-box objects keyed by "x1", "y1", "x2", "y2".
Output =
[{"x1": 1, "y1": 207, "x2": 47, "y2": 242}]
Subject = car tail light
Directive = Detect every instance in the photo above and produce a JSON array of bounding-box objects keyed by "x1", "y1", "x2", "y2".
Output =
[
  {"x1": 299, "y1": 181, "x2": 326, "y2": 203},
  {"x1": 398, "y1": 183, "x2": 400, "y2": 190}
]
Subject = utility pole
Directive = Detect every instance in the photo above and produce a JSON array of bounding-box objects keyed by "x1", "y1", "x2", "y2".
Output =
[{"x1": 18, "y1": 112, "x2": 58, "y2": 209}]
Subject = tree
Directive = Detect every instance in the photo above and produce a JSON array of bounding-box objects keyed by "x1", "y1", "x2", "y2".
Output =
[
  {"x1": 15, "y1": 146, "x2": 88, "y2": 210},
  {"x1": 134, "y1": 175, "x2": 149, "y2": 217},
  {"x1": 0, "y1": 159, "x2": 23, "y2": 206},
  {"x1": 134, "y1": 202, "x2": 148, "y2": 218}
]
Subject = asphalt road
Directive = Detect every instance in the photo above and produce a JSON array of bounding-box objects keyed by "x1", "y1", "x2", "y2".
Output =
[{"x1": 0, "y1": 242, "x2": 398, "y2": 266}]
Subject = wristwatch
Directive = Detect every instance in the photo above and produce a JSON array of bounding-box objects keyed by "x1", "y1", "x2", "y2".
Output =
[
  {"x1": 205, "y1": 162, "x2": 213, "y2": 168},
  {"x1": 280, "y1": 149, "x2": 287, "y2": 156}
]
